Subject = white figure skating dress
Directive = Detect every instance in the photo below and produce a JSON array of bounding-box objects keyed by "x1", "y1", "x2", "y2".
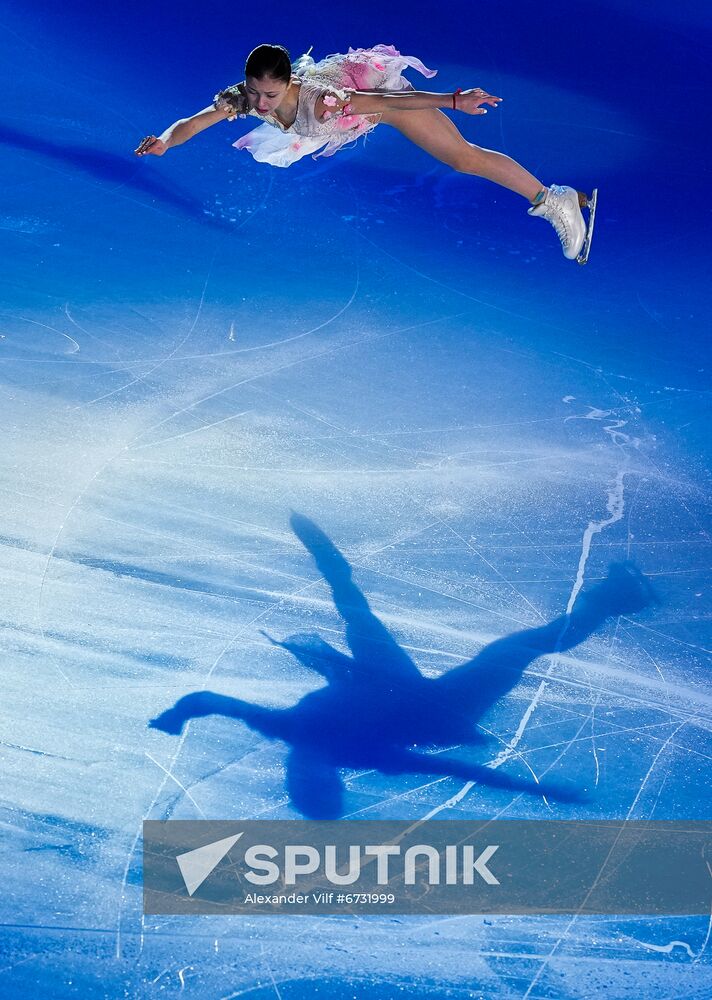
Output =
[{"x1": 213, "y1": 45, "x2": 437, "y2": 167}]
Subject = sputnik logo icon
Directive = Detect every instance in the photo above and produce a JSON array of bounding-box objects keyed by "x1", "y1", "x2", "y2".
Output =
[{"x1": 176, "y1": 832, "x2": 244, "y2": 896}]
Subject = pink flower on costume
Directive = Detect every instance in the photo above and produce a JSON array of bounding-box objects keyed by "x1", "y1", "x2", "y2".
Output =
[{"x1": 322, "y1": 93, "x2": 345, "y2": 120}]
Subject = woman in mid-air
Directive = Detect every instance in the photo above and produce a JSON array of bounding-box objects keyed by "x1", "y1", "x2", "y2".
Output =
[{"x1": 135, "y1": 43, "x2": 597, "y2": 263}]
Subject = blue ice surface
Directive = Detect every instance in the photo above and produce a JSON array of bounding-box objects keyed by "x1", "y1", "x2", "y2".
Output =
[{"x1": 1, "y1": 0, "x2": 710, "y2": 996}]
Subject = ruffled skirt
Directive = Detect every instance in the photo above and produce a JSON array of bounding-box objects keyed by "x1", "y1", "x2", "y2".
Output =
[{"x1": 233, "y1": 44, "x2": 436, "y2": 167}]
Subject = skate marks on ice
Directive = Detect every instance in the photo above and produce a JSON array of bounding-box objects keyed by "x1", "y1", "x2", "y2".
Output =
[{"x1": 149, "y1": 514, "x2": 658, "y2": 819}]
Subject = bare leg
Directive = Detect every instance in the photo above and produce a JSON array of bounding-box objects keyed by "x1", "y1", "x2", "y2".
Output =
[{"x1": 379, "y1": 106, "x2": 543, "y2": 201}]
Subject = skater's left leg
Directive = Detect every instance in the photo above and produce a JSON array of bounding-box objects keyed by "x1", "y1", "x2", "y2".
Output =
[
  {"x1": 437, "y1": 563, "x2": 656, "y2": 716},
  {"x1": 436, "y1": 613, "x2": 587, "y2": 717},
  {"x1": 379, "y1": 107, "x2": 544, "y2": 201}
]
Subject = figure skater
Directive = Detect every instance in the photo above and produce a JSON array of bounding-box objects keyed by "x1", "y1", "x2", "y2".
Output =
[
  {"x1": 135, "y1": 44, "x2": 597, "y2": 263},
  {"x1": 149, "y1": 514, "x2": 655, "y2": 819}
]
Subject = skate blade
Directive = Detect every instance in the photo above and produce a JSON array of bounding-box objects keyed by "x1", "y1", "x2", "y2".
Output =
[{"x1": 577, "y1": 188, "x2": 598, "y2": 265}]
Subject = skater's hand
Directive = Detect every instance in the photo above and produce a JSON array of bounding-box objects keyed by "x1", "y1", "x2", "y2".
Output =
[
  {"x1": 455, "y1": 88, "x2": 502, "y2": 115},
  {"x1": 134, "y1": 135, "x2": 167, "y2": 157}
]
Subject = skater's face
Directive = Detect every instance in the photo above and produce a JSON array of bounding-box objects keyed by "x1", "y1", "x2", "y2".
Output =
[{"x1": 244, "y1": 75, "x2": 291, "y2": 116}]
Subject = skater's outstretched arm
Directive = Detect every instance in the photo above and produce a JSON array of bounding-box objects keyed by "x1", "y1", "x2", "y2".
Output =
[
  {"x1": 290, "y1": 514, "x2": 422, "y2": 683},
  {"x1": 149, "y1": 690, "x2": 284, "y2": 738},
  {"x1": 315, "y1": 87, "x2": 501, "y2": 120},
  {"x1": 135, "y1": 105, "x2": 232, "y2": 157}
]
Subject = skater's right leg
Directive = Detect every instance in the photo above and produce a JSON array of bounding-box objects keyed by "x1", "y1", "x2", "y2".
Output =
[
  {"x1": 381, "y1": 108, "x2": 592, "y2": 261},
  {"x1": 380, "y1": 106, "x2": 544, "y2": 199}
]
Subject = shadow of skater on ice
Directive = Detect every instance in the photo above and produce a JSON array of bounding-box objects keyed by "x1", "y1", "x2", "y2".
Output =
[
  {"x1": 150, "y1": 513, "x2": 658, "y2": 819},
  {"x1": 0, "y1": 123, "x2": 234, "y2": 231}
]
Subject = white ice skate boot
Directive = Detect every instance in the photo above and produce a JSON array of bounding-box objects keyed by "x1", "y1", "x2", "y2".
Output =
[{"x1": 528, "y1": 184, "x2": 597, "y2": 264}]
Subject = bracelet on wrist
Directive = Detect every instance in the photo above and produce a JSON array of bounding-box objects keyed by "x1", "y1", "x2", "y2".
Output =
[{"x1": 452, "y1": 88, "x2": 462, "y2": 110}]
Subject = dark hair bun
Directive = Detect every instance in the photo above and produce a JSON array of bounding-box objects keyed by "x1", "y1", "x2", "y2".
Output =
[{"x1": 245, "y1": 44, "x2": 292, "y2": 83}]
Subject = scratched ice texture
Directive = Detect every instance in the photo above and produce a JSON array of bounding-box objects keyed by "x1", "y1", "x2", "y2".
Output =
[{"x1": 0, "y1": 0, "x2": 710, "y2": 997}]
